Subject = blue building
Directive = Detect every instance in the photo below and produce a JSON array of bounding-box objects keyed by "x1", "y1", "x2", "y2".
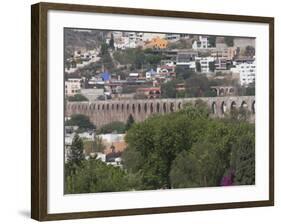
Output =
[{"x1": 101, "y1": 71, "x2": 111, "y2": 81}]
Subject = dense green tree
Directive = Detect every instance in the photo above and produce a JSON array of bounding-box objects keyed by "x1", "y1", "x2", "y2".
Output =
[
  {"x1": 65, "y1": 114, "x2": 96, "y2": 132},
  {"x1": 145, "y1": 54, "x2": 162, "y2": 66},
  {"x1": 162, "y1": 71, "x2": 219, "y2": 98},
  {"x1": 65, "y1": 158, "x2": 130, "y2": 194},
  {"x1": 98, "y1": 41, "x2": 114, "y2": 71},
  {"x1": 170, "y1": 140, "x2": 225, "y2": 187},
  {"x1": 244, "y1": 45, "x2": 255, "y2": 57},
  {"x1": 208, "y1": 36, "x2": 216, "y2": 47},
  {"x1": 124, "y1": 106, "x2": 210, "y2": 189},
  {"x1": 64, "y1": 132, "x2": 85, "y2": 187},
  {"x1": 185, "y1": 75, "x2": 215, "y2": 97},
  {"x1": 230, "y1": 129, "x2": 255, "y2": 185},
  {"x1": 134, "y1": 51, "x2": 146, "y2": 69},
  {"x1": 170, "y1": 150, "x2": 200, "y2": 188},
  {"x1": 209, "y1": 61, "x2": 215, "y2": 72},
  {"x1": 67, "y1": 134, "x2": 85, "y2": 166},
  {"x1": 246, "y1": 86, "x2": 255, "y2": 96},
  {"x1": 195, "y1": 61, "x2": 201, "y2": 72},
  {"x1": 161, "y1": 80, "x2": 180, "y2": 98},
  {"x1": 143, "y1": 48, "x2": 153, "y2": 54},
  {"x1": 113, "y1": 48, "x2": 141, "y2": 66},
  {"x1": 124, "y1": 103, "x2": 255, "y2": 190},
  {"x1": 92, "y1": 136, "x2": 106, "y2": 152},
  {"x1": 97, "y1": 121, "x2": 126, "y2": 134},
  {"x1": 122, "y1": 146, "x2": 142, "y2": 173},
  {"x1": 175, "y1": 66, "x2": 195, "y2": 80},
  {"x1": 100, "y1": 42, "x2": 109, "y2": 56},
  {"x1": 170, "y1": 117, "x2": 255, "y2": 188},
  {"x1": 224, "y1": 36, "x2": 234, "y2": 47},
  {"x1": 67, "y1": 94, "x2": 88, "y2": 102},
  {"x1": 125, "y1": 114, "x2": 135, "y2": 131},
  {"x1": 109, "y1": 33, "x2": 114, "y2": 49},
  {"x1": 100, "y1": 53, "x2": 114, "y2": 71}
]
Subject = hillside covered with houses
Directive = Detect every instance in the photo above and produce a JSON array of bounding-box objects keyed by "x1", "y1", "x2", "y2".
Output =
[{"x1": 65, "y1": 30, "x2": 255, "y2": 102}]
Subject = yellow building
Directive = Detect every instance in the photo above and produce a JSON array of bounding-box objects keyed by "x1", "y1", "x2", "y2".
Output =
[{"x1": 146, "y1": 37, "x2": 168, "y2": 49}]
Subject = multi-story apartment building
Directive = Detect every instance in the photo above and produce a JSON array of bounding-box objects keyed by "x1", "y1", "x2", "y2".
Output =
[
  {"x1": 112, "y1": 32, "x2": 143, "y2": 49},
  {"x1": 215, "y1": 58, "x2": 227, "y2": 70},
  {"x1": 150, "y1": 33, "x2": 188, "y2": 42},
  {"x1": 236, "y1": 61, "x2": 256, "y2": 86},
  {"x1": 165, "y1": 34, "x2": 181, "y2": 42},
  {"x1": 211, "y1": 47, "x2": 237, "y2": 60},
  {"x1": 192, "y1": 36, "x2": 209, "y2": 49},
  {"x1": 176, "y1": 51, "x2": 198, "y2": 64},
  {"x1": 195, "y1": 56, "x2": 215, "y2": 73},
  {"x1": 128, "y1": 32, "x2": 143, "y2": 42},
  {"x1": 176, "y1": 51, "x2": 198, "y2": 70},
  {"x1": 65, "y1": 78, "x2": 82, "y2": 96}
]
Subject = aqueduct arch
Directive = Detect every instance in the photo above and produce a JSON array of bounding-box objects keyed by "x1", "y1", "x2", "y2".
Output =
[
  {"x1": 211, "y1": 86, "x2": 237, "y2": 96},
  {"x1": 66, "y1": 96, "x2": 255, "y2": 127}
]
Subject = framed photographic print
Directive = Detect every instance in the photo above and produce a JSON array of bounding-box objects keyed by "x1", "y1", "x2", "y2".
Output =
[{"x1": 31, "y1": 2, "x2": 274, "y2": 221}]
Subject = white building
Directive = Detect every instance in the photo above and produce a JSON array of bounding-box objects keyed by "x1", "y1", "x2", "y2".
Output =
[
  {"x1": 145, "y1": 69, "x2": 157, "y2": 80},
  {"x1": 215, "y1": 58, "x2": 227, "y2": 70},
  {"x1": 236, "y1": 61, "x2": 256, "y2": 86},
  {"x1": 114, "y1": 36, "x2": 129, "y2": 50},
  {"x1": 192, "y1": 36, "x2": 209, "y2": 49},
  {"x1": 129, "y1": 73, "x2": 139, "y2": 79},
  {"x1": 107, "y1": 157, "x2": 123, "y2": 167},
  {"x1": 114, "y1": 34, "x2": 143, "y2": 49},
  {"x1": 176, "y1": 51, "x2": 198, "y2": 70},
  {"x1": 165, "y1": 34, "x2": 181, "y2": 42},
  {"x1": 136, "y1": 33, "x2": 143, "y2": 42},
  {"x1": 65, "y1": 78, "x2": 82, "y2": 96},
  {"x1": 79, "y1": 131, "x2": 95, "y2": 140},
  {"x1": 65, "y1": 132, "x2": 75, "y2": 146},
  {"x1": 195, "y1": 56, "x2": 215, "y2": 73},
  {"x1": 97, "y1": 134, "x2": 125, "y2": 143},
  {"x1": 65, "y1": 49, "x2": 99, "y2": 74},
  {"x1": 89, "y1": 152, "x2": 106, "y2": 162},
  {"x1": 126, "y1": 32, "x2": 143, "y2": 48}
]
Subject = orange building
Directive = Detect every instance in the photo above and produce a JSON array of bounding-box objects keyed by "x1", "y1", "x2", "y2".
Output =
[{"x1": 145, "y1": 37, "x2": 168, "y2": 49}]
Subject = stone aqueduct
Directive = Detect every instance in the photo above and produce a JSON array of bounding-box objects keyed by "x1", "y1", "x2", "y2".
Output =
[{"x1": 66, "y1": 96, "x2": 255, "y2": 128}]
